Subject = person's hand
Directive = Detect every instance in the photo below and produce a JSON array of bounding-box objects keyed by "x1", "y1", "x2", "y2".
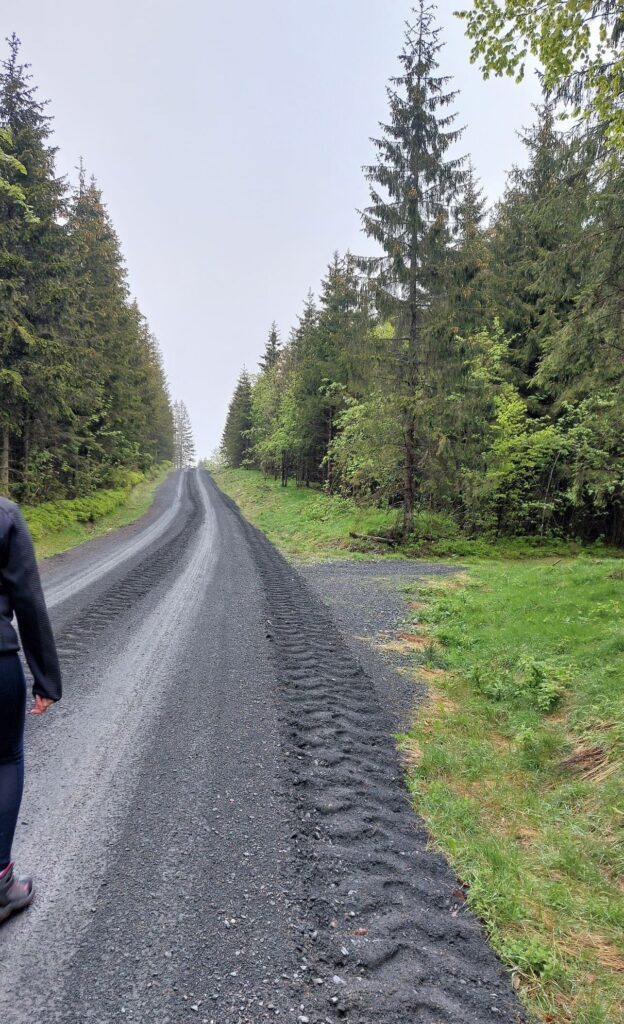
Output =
[{"x1": 31, "y1": 695, "x2": 54, "y2": 715}]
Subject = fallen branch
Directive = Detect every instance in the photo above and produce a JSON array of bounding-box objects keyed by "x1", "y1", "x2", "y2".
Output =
[{"x1": 349, "y1": 531, "x2": 398, "y2": 547}]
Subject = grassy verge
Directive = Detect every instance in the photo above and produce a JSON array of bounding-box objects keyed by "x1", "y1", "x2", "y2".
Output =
[
  {"x1": 27, "y1": 464, "x2": 171, "y2": 560},
  {"x1": 212, "y1": 468, "x2": 397, "y2": 560},
  {"x1": 398, "y1": 561, "x2": 624, "y2": 1024},
  {"x1": 212, "y1": 468, "x2": 620, "y2": 562}
]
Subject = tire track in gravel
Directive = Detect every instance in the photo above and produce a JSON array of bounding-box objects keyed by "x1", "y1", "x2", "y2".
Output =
[
  {"x1": 44, "y1": 472, "x2": 185, "y2": 610},
  {"x1": 51, "y1": 470, "x2": 203, "y2": 670},
  {"x1": 217, "y1": 485, "x2": 526, "y2": 1024},
  {"x1": 0, "y1": 470, "x2": 218, "y2": 1022}
]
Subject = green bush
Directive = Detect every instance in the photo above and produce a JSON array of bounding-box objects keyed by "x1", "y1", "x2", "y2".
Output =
[
  {"x1": 516, "y1": 724, "x2": 567, "y2": 771},
  {"x1": 411, "y1": 509, "x2": 460, "y2": 540}
]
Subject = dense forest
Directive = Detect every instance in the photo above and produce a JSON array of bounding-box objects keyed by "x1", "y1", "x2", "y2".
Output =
[
  {"x1": 0, "y1": 35, "x2": 174, "y2": 504},
  {"x1": 222, "y1": 3, "x2": 624, "y2": 545}
]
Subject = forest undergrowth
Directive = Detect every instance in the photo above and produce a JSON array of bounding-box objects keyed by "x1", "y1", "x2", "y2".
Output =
[{"x1": 29, "y1": 463, "x2": 170, "y2": 559}]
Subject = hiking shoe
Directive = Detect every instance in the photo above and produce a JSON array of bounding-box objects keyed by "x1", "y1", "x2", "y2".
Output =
[{"x1": 0, "y1": 863, "x2": 34, "y2": 923}]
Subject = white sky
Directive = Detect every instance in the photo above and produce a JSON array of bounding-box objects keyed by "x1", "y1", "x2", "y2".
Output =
[{"x1": 3, "y1": 1, "x2": 541, "y2": 456}]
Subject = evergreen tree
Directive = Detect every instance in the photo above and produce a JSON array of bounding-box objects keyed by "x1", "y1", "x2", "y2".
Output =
[
  {"x1": 453, "y1": 163, "x2": 489, "y2": 336},
  {"x1": 360, "y1": 1, "x2": 464, "y2": 535},
  {"x1": 313, "y1": 253, "x2": 372, "y2": 487},
  {"x1": 135, "y1": 316, "x2": 175, "y2": 464},
  {"x1": 0, "y1": 34, "x2": 72, "y2": 497},
  {"x1": 0, "y1": 124, "x2": 34, "y2": 491},
  {"x1": 0, "y1": 35, "x2": 174, "y2": 501},
  {"x1": 258, "y1": 322, "x2": 281, "y2": 372},
  {"x1": 489, "y1": 107, "x2": 589, "y2": 398},
  {"x1": 220, "y1": 372, "x2": 253, "y2": 468},
  {"x1": 173, "y1": 400, "x2": 196, "y2": 468},
  {"x1": 535, "y1": 133, "x2": 624, "y2": 543}
]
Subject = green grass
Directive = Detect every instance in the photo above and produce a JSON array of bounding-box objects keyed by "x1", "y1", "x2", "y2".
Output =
[
  {"x1": 27, "y1": 464, "x2": 171, "y2": 560},
  {"x1": 399, "y1": 561, "x2": 624, "y2": 1023},
  {"x1": 212, "y1": 468, "x2": 398, "y2": 560},
  {"x1": 212, "y1": 468, "x2": 621, "y2": 562}
]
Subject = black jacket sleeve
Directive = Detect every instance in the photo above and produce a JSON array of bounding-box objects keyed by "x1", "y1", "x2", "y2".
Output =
[{"x1": 1, "y1": 507, "x2": 62, "y2": 701}]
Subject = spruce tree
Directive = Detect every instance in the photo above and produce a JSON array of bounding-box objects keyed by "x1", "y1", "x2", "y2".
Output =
[
  {"x1": 534, "y1": 130, "x2": 624, "y2": 542},
  {"x1": 0, "y1": 36, "x2": 174, "y2": 500},
  {"x1": 360, "y1": 1, "x2": 464, "y2": 535},
  {"x1": 453, "y1": 163, "x2": 489, "y2": 336},
  {"x1": 313, "y1": 253, "x2": 371, "y2": 486},
  {"x1": 173, "y1": 400, "x2": 196, "y2": 468},
  {"x1": 0, "y1": 124, "x2": 33, "y2": 491},
  {"x1": 221, "y1": 371, "x2": 253, "y2": 468},
  {"x1": 0, "y1": 34, "x2": 72, "y2": 498},
  {"x1": 489, "y1": 107, "x2": 588, "y2": 396},
  {"x1": 283, "y1": 292, "x2": 323, "y2": 485},
  {"x1": 258, "y1": 322, "x2": 281, "y2": 372},
  {"x1": 136, "y1": 316, "x2": 175, "y2": 464}
]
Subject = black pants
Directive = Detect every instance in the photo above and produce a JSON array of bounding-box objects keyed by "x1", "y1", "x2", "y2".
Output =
[{"x1": 0, "y1": 654, "x2": 26, "y2": 868}]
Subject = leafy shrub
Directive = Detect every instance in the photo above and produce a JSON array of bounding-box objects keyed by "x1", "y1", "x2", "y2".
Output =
[
  {"x1": 497, "y1": 935, "x2": 564, "y2": 982},
  {"x1": 303, "y1": 493, "x2": 355, "y2": 522},
  {"x1": 471, "y1": 657, "x2": 570, "y2": 712},
  {"x1": 517, "y1": 656, "x2": 571, "y2": 711},
  {"x1": 411, "y1": 509, "x2": 460, "y2": 541}
]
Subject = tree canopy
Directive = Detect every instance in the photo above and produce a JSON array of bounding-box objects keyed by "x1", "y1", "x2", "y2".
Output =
[
  {"x1": 0, "y1": 35, "x2": 176, "y2": 501},
  {"x1": 457, "y1": 0, "x2": 624, "y2": 149},
  {"x1": 222, "y1": 5, "x2": 624, "y2": 546}
]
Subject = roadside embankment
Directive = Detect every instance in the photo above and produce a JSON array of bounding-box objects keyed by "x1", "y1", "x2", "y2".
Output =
[
  {"x1": 211, "y1": 467, "x2": 397, "y2": 560},
  {"x1": 212, "y1": 467, "x2": 622, "y2": 562},
  {"x1": 23, "y1": 464, "x2": 172, "y2": 559}
]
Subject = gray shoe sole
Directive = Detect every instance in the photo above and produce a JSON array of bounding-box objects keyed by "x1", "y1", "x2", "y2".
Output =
[{"x1": 0, "y1": 887, "x2": 34, "y2": 924}]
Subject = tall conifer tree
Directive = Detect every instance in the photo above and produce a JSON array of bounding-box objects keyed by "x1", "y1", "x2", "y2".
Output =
[
  {"x1": 0, "y1": 34, "x2": 71, "y2": 496},
  {"x1": 360, "y1": 1, "x2": 464, "y2": 534},
  {"x1": 221, "y1": 372, "x2": 253, "y2": 469},
  {"x1": 173, "y1": 400, "x2": 196, "y2": 468},
  {"x1": 258, "y1": 322, "x2": 281, "y2": 372}
]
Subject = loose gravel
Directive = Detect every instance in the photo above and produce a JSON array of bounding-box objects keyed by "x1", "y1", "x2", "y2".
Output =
[
  {"x1": 301, "y1": 559, "x2": 458, "y2": 730},
  {"x1": 225, "y1": 492, "x2": 526, "y2": 1023},
  {"x1": 0, "y1": 472, "x2": 526, "y2": 1024}
]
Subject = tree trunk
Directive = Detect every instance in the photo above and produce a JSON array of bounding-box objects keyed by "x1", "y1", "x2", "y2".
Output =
[
  {"x1": 23, "y1": 419, "x2": 30, "y2": 491},
  {"x1": 1, "y1": 429, "x2": 9, "y2": 494},
  {"x1": 326, "y1": 407, "x2": 333, "y2": 491},
  {"x1": 402, "y1": 416, "x2": 415, "y2": 540}
]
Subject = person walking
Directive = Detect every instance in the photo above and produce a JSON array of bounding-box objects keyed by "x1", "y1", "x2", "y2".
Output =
[{"x1": 0, "y1": 496, "x2": 62, "y2": 923}]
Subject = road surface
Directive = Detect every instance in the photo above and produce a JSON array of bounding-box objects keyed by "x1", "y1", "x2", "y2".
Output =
[{"x1": 0, "y1": 469, "x2": 524, "y2": 1023}]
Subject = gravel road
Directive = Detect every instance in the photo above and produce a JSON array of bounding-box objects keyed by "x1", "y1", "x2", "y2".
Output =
[{"x1": 0, "y1": 470, "x2": 525, "y2": 1023}]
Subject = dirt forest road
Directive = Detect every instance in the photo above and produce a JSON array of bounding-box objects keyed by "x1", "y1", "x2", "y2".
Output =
[{"x1": 0, "y1": 469, "x2": 525, "y2": 1024}]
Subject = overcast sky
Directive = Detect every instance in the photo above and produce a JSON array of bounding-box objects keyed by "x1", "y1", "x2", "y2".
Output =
[{"x1": 4, "y1": 0, "x2": 540, "y2": 456}]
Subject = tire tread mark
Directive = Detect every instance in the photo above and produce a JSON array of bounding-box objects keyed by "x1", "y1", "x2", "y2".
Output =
[
  {"x1": 53, "y1": 473, "x2": 204, "y2": 671},
  {"x1": 217, "y1": 483, "x2": 526, "y2": 1024}
]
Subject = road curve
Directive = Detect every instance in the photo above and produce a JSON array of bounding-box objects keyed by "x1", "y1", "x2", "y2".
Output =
[{"x1": 0, "y1": 469, "x2": 525, "y2": 1024}]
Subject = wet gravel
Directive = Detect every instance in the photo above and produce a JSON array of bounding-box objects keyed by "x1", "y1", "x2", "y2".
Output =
[
  {"x1": 0, "y1": 474, "x2": 525, "y2": 1024},
  {"x1": 301, "y1": 560, "x2": 459, "y2": 730},
  {"x1": 227, "y1": 503, "x2": 526, "y2": 1024}
]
